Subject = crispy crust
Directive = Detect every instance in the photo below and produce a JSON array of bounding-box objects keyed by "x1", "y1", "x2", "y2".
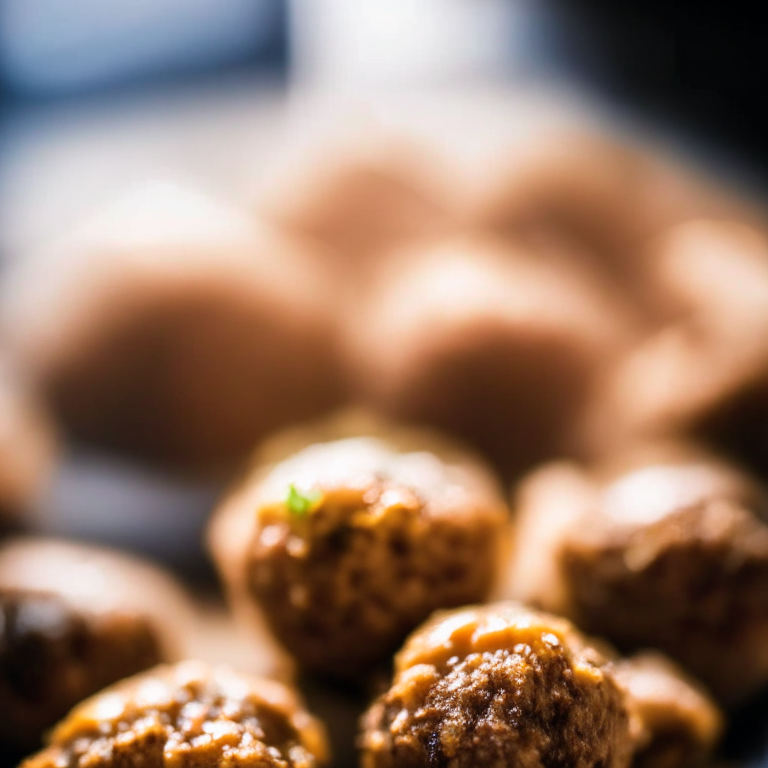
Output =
[
  {"x1": 361, "y1": 602, "x2": 638, "y2": 768},
  {"x1": 21, "y1": 661, "x2": 329, "y2": 768}
]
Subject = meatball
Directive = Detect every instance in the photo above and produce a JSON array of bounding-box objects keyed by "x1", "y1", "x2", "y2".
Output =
[
  {"x1": 21, "y1": 660, "x2": 329, "y2": 768},
  {"x1": 255, "y1": 126, "x2": 457, "y2": 280},
  {"x1": 585, "y1": 221, "x2": 768, "y2": 472},
  {"x1": 361, "y1": 602, "x2": 639, "y2": 768},
  {"x1": 0, "y1": 361, "x2": 56, "y2": 528},
  {"x1": 504, "y1": 445, "x2": 768, "y2": 704},
  {"x1": 347, "y1": 237, "x2": 636, "y2": 478},
  {"x1": 0, "y1": 538, "x2": 193, "y2": 750},
  {"x1": 208, "y1": 419, "x2": 508, "y2": 677},
  {"x1": 361, "y1": 603, "x2": 722, "y2": 768},
  {"x1": 615, "y1": 653, "x2": 723, "y2": 768},
  {"x1": 1, "y1": 181, "x2": 344, "y2": 476},
  {"x1": 465, "y1": 132, "x2": 648, "y2": 270},
  {"x1": 463, "y1": 130, "x2": 752, "y2": 318}
]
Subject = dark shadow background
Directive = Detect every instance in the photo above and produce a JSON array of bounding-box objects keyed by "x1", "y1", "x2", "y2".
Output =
[{"x1": 548, "y1": 1, "x2": 768, "y2": 178}]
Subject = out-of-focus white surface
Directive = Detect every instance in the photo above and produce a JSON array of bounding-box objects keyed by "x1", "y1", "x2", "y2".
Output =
[
  {"x1": 0, "y1": 78, "x2": 604, "y2": 262},
  {"x1": 0, "y1": 74, "x2": 284, "y2": 259},
  {"x1": 288, "y1": 0, "x2": 537, "y2": 87}
]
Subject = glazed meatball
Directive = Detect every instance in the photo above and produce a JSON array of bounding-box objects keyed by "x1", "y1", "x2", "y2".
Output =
[
  {"x1": 209, "y1": 421, "x2": 508, "y2": 677},
  {"x1": 361, "y1": 602, "x2": 639, "y2": 768},
  {"x1": 348, "y1": 237, "x2": 636, "y2": 478},
  {"x1": 361, "y1": 603, "x2": 721, "y2": 768},
  {"x1": 0, "y1": 538, "x2": 193, "y2": 750},
  {"x1": 585, "y1": 221, "x2": 768, "y2": 472},
  {"x1": 615, "y1": 653, "x2": 723, "y2": 768},
  {"x1": 21, "y1": 660, "x2": 329, "y2": 768},
  {"x1": 505, "y1": 446, "x2": 768, "y2": 704},
  {"x1": 0, "y1": 361, "x2": 56, "y2": 528},
  {"x1": 1, "y1": 181, "x2": 343, "y2": 476}
]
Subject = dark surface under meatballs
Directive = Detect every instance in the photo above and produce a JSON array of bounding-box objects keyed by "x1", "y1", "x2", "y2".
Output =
[{"x1": 21, "y1": 660, "x2": 329, "y2": 768}]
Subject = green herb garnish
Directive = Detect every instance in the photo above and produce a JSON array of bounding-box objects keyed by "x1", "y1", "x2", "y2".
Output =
[{"x1": 286, "y1": 484, "x2": 321, "y2": 517}]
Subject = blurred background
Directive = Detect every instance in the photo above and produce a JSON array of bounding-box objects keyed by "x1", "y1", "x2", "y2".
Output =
[
  {"x1": 3, "y1": 0, "x2": 767, "y2": 260},
  {"x1": 0, "y1": 0, "x2": 765, "y2": 570},
  {"x1": 1, "y1": 0, "x2": 766, "y2": 574}
]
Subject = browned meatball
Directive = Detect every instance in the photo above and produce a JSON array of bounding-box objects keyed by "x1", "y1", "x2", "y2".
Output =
[
  {"x1": 0, "y1": 538, "x2": 193, "y2": 750},
  {"x1": 361, "y1": 603, "x2": 721, "y2": 768},
  {"x1": 505, "y1": 446, "x2": 768, "y2": 704},
  {"x1": 584, "y1": 221, "x2": 768, "y2": 472},
  {"x1": 0, "y1": 590, "x2": 160, "y2": 752},
  {"x1": 21, "y1": 660, "x2": 329, "y2": 768},
  {"x1": 209, "y1": 420, "x2": 508, "y2": 678},
  {"x1": 255, "y1": 127, "x2": 457, "y2": 280},
  {"x1": 347, "y1": 237, "x2": 636, "y2": 478},
  {"x1": 462, "y1": 130, "x2": 756, "y2": 318},
  {"x1": 1, "y1": 181, "x2": 344, "y2": 476},
  {"x1": 361, "y1": 602, "x2": 639, "y2": 768},
  {"x1": 615, "y1": 653, "x2": 723, "y2": 768},
  {"x1": 0, "y1": 362, "x2": 56, "y2": 528},
  {"x1": 465, "y1": 132, "x2": 648, "y2": 270}
]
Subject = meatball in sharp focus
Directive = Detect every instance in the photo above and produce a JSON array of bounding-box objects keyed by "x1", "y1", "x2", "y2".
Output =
[
  {"x1": 209, "y1": 422, "x2": 508, "y2": 678},
  {"x1": 505, "y1": 445, "x2": 768, "y2": 704},
  {"x1": 0, "y1": 538, "x2": 193, "y2": 750},
  {"x1": 21, "y1": 660, "x2": 329, "y2": 768},
  {"x1": 361, "y1": 601, "x2": 721, "y2": 768}
]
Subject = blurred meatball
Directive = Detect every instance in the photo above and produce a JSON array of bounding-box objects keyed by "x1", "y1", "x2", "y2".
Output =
[
  {"x1": 465, "y1": 132, "x2": 647, "y2": 265},
  {"x1": 1, "y1": 181, "x2": 344, "y2": 476},
  {"x1": 463, "y1": 130, "x2": 754, "y2": 316},
  {"x1": 21, "y1": 660, "x2": 329, "y2": 768},
  {"x1": 505, "y1": 445, "x2": 768, "y2": 704},
  {"x1": 364, "y1": 601, "x2": 711, "y2": 768},
  {"x1": 0, "y1": 362, "x2": 56, "y2": 528},
  {"x1": 615, "y1": 653, "x2": 723, "y2": 768},
  {"x1": 585, "y1": 221, "x2": 768, "y2": 475},
  {"x1": 0, "y1": 537, "x2": 193, "y2": 750},
  {"x1": 209, "y1": 417, "x2": 508, "y2": 678},
  {"x1": 186, "y1": 599, "x2": 296, "y2": 686},
  {"x1": 255, "y1": 128, "x2": 457, "y2": 281},
  {"x1": 348, "y1": 237, "x2": 636, "y2": 478}
]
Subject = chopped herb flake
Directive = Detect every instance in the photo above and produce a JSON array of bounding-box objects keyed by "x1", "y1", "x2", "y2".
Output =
[{"x1": 286, "y1": 484, "x2": 321, "y2": 517}]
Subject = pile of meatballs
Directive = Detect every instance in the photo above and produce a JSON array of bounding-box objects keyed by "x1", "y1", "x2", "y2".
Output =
[{"x1": 4, "y1": 110, "x2": 768, "y2": 768}]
